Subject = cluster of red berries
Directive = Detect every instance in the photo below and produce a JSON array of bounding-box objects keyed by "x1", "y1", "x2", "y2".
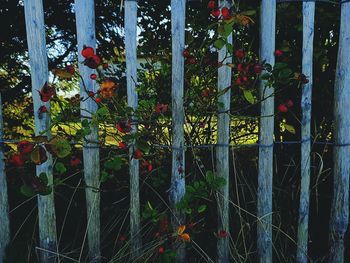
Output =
[
  {"x1": 81, "y1": 46, "x2": 101, "y2": 69},
  {"x1": 208, "y1": 1, "x2": 232, "y2": 20},
  {"x1": 278, "y1": 100, "x2": 293, "y2": 113},
  {"x1": 183, "y1": 48, "x2": 197, "y2": 64},
  {"x1": 233, "y1": 52, "x2": 264, "y2": 87},
  {"x1": 9, "y1": 140, "x2": 34, "y2": 167}
]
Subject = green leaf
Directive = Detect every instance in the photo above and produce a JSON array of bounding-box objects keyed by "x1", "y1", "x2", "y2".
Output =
[
  {"x1": 48, "y1": 137, "x2": 72, "y2": 158},
  {"x1": 278, "y1": 68, "x2": 293, "y2": 79},
  {"x1": 55, "y1": 162, "x2": 67, "y2": 174},
  {"x1": 274, "y1": 62, "x2": 288, "y2": 70},
  {"x1": 243, "y1": 90, "x2": 256, "y2": 104},
  {"x1": 20, "y1": 185, "x2": 36, "y2": 197},
  {"x1": 30, "y1": 146, "x2": 48, "y2": 165},
  {"x1": 39, "y1": 172, "x2": 49, "y2": 185},
  {"x1": 197, "y1": 204, "x2": 207, "y2": 213},
  {"x1": 100, "y1": 170, "x2": 113, "y2": 183},
  {"x1": 214, "y1": 38, "x2": 226, "y2": 50},
  {"x1": 104, "y1": 157, "x2": 122, "y2": 171}
]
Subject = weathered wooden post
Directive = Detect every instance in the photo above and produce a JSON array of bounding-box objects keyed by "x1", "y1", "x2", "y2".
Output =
[
  {"x1": 75, "y1": 0, "x2": 101, "y2": 262},
  {"x1": 257, "y1": 0, "x2": 276, "y2": 262},
  {"x1": 0, "y1": 94, "x2": 10, "y2": 263},
  {"x1": 170, "y1": 0, "x2": 186, "y2": 262},
  {"x1": 297, "y1": 2, "x2": 315, "y2": 263},
  {"x1": 124, "y1": 0, "x2": 142, "y2": 259},
  {"x1": 23, "y1": 0, "x2": 58, "y2": 262},
  {"x1": 216, "y1": 1, "x2": 232, "y2": 262},
  {"x1": 329, "y1": 2, "x2": 350, "y2": 263}
]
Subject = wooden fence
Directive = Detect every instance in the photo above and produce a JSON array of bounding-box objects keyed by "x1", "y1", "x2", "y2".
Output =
[{"x1": 0, "y1": 0, "x2": 350, "y2": 262}]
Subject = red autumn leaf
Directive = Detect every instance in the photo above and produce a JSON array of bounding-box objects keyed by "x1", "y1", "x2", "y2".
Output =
[
  {"x1": 10, "y1": 153, "x2": 25, "y2": 167},
  {"x1": 38, "y1": 82, "x2": 56, "y2": 102},
  {"x1": 17, "y1": 140, "x2": 34, "y2": 155},
  {"x1": 278, "y1": 104, "x2": 288, "y2": 113}
]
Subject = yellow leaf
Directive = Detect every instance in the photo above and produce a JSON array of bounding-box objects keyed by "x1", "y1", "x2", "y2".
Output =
[
  {"x1": 284, "y1": 123, "x2": 296, "y2": 134},
  {"x1": 177, "y1": 225, "x2": 186, "y2": 235}
]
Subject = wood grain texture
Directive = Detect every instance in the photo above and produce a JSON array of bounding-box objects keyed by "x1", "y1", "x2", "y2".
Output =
[
  {"x1": 329, "y1": 3, "x2": 350, "y2": 263},
  {"x1": 297, "y1": 3, "x2": 315, "y2": 263},
  {"x1": 170, "y1": 0, "x2": 186, "y2": 262},
  {"x1": 125, "y1": 0, "x2": 142, "y2": 259},
  {"x1": 0, "y1": 93, "x2": 10, "y2": 263},
  {"x1": 257, "y1": 1, "x2": 276, "y2": 262},
  {"x1": 23, "y1": 1, "x2": 58, "y2": 262},
  {"x1": 216, "y1": 1, "x2": 232, "y2": 262},
  {"x1": 74, "y1": 0, "x2": 101, "y2": 262}
]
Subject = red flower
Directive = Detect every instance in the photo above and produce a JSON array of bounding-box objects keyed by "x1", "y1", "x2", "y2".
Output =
[
  {"x1": 118, "y1": 142, "x2": 128, "y2": 150},
  {"x1": 221, "y1": 7, "x2": 231, "y2": 20},
  {"x1": 254, "y1": 64, "x2": 263, "y2": 74},
  {"x1": 207, "y1": 1, "x2": 215, "y2": 9},
  {"x1": 17, "y1": 140, "x2": 34, "y2": 155},
  {"x1": 81, "y1": 46, "x2": 95, "y2": 58},
  {"x1": 211, "y1": 9, "x2": 220, "y2": 17},
  {"x1": 158, "y1": 247, "x2": 165, "y2": 254},
  {"x1": 134, "y1": 149, "x2": 143, "y2": 160},
  {"x1": 218, "y1": 230, "x2": 229, "y2": 238},
  {"x1": 274, "y1": 49, "x2": 283, "y2": 57},
  {"x1": 235, "y1": 49, "x2": 245, "y2": 59},
  {"x1": 278, "y1": 104, "x2": 288, "y2": 113},
  {"x1": 116, "y1": 120, "x2": 132, "y2": 133},
  {"x1": 38, "y1": 83, "x2": 55, "y2": 102},
  {"x1": 70, "y1": 157, "x2": 81, "y2": 167},
  {"x1": 84, "y1": 54, "x2": 101, "y2": 69},
  {"x1": 286, "y1": 100, "x2": 294, "y2": 108},
  {"x1": 155, "y1": 103, "x2": 168, "y2": 114},
  {"x1": 90, "y1": 74, "x2": 97, "y2": 80},
  {"x1": 10, "y1": 153, "x2": 24, "y2": 167},
  {"x1": 183, "y1": 48, "x2": 190, "y2": 58}
]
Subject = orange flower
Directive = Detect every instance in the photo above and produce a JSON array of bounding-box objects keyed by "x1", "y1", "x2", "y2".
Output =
[{"x1": 99, "y1": 80, "x2": 116, "y2": 98}]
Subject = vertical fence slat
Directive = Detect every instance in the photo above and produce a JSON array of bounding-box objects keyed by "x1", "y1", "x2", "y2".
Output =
[
  {"x1": 170, "y1": 0, "x2": 186, "y2": 262},
  {"x1": 329, "y1": 3, "x2": 350, "y2": 263},
  {"x1": 124, "y1": 0, "x2": 142, "y2": 259},
  {"x1": 0, "y1": 93, "x2": 10, "y2": 262},
  {"x1": 23, "y1": 0, "x2": 58, "y2": 262},
  {"x1": 297, "y1": 2, "x2": 315, "y2": 263},
  {"x1": 75, "y1": 0, "x2": 101, "y2": 261},
  {"x1": 257, "y1": 0, "x2": 276, "y2": 262},
  {"x1": 216, "y1": 1, "x2": 232, "y2": 262}
]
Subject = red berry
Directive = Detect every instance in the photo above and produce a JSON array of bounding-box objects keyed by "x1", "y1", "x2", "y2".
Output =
[
  {"x1": 119, "y1": 142, "x2": 128, "y2": 150},
  {"x1": 158, "y1": 247, "x2": 165, "y2": 254},
  {"x1": 254, "y1": 64, "x2": 263, "y2": 74},
  {"x1": 81, "y1": 46, "x2": 95, "y2": 58},
  {"x1": 221, "y1": 7, "x2": 231, "y2": 20},
  {"x1": 207, "y1": 1, "x2": 215, "y2": 9},
  {"x1": 218, "y1": 230, "x2": 229, "y2": 238},
  {"x1": 274, "y1": 49, "x2": 283, "y2": 57},
  {"x1": 70, "y1": 157, "x2": 81, "y2": 167},
  {"x1": 95, "y1": 97, "x2": 102, "y2": 103},
  {"x1": 278, "y1": 104, "x2": 288, "y2": 113},
  {"x1": 90, "y1": 74, "x2": 97, "y2": 80},
  {"x1": 211, "y1": 9, "x2": 220, "y2": 17},
  {"x1": 235, "y1": 49, "x2": 245, "y2": 59},
  {"x1": 134, "y1": 149, "x2": 143, "y2": 160},
  {"x1": 187, "y1": 57, "x2": 197, "y2": 65},
  {"x1": 10, "y1": 153, "x2": 25, "y2": 167},
  {"x1": 183, "y1": 49, "x2": 190, "y2": 58},
  {"x1": 39, "y1": 105, "x2": 48, "y2": 113},
  {"x1": 286, "y1": 100, "x2": 294, "y2": 108},
  {"x1": 17, "y1": 141, "x2": 34, "y2": 155}
]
